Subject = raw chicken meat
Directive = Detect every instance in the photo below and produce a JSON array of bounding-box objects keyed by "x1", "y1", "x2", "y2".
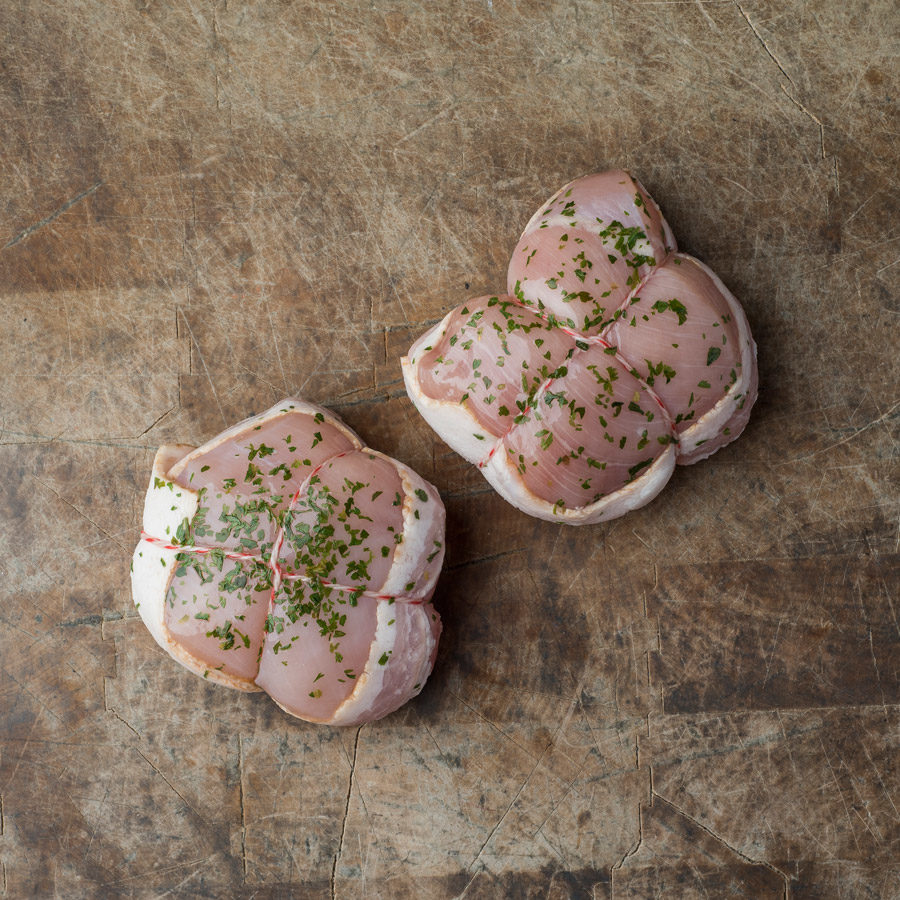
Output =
[
  {"x1": 402, "y1": 171, "x2": 757, "y2": 524},
  {"x1": 131, "y1": 399, "x2": 445, "y2": 725}
]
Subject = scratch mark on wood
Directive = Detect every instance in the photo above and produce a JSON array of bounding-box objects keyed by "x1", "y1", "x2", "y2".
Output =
[
  {"x1": 0, "y1": 614, "x2": 38, "y2": 641},
  {"x1": 796, "y1": 234, "x2": 900, "y2": 277},
  {"x1": 784, "y1": 400, "x2": 900, "y2": 463},
  {"x1": 761, "y1": 611, "x2": 786, "y2": 689},
  {"x1": 0, "y1": 706, "x2": 48, "y2": 792},
  {"x1": 0, "y1": 429, "x2": 156, "y2": 451},
  {"x1": 111, "y1": 708, "x2": 140, "y2": 739},
  {"x1": 652, "y1": 792, "x2": 791, "y2": 891},
  {"x1": 531, "y1": 768, "x2": 582, "y2": 839},
  {"x1": 817, "y1": 736, "x2": 863, "y2": 855},
  {"x1": 875, "y1": 255, "x2": 900, "y2": 277},
  {"x1": 144, "y1": 859, "x2": 212, "y2": 899},
  {"x1": 394, "y1": 105, "x2": 453, "y2": 146},
  {"x1": 447, "y1": 689, "x2": 548, "y2": 761},
  {"x1": 780, "y1": 83, "x2": 827, "y2": 160},
  {"x1": 651, "y1": 720, "x2": 825, "y2": 767},
  {"x1": 456, "y1": 869, "x2": 483, "y2": 900},
  {"x1": 133, "y1": 405, "x2": 177, "y2": 439},
  {"x1": 611, "y1": 800, "x2": 645, "y2": 876},
  {"x1": 102, "y1": 855, "x2": 216, "y2": 888},
  {"x1": 83, "y1": 784, "x2": 111, "y2": 861},
  {"x1": 296, "y1": 345, "x2": 332, "y2": 396},
  {"x1": 31, "y1": 475, "x2": 127, "y2": 552},
  {"x1": 265, "y1": 304, "x2": 289, "y2": 395},
  {"x1": 104, "y1": 670, "x2": 142, "y2": 739},
  {"x1": 843, "y1": 191, "x2": 876, "y2": 227},
  {"x1": 546, "y1": 529, "x2": 564, "y2": 568},
  {"x1": 238, "y1": 734, "x2": 248, "y2": 881},
  {"x1": 445, "y1": 547, "x2": 526, "y2": 572},
  {"x1": 722, "y1": 176, "x2": 755, "y2": 197},
  {"x1": 860, "y1": 742, "x2": 900, "y2": 822},
  {"x1": 331, "y1": 725, "x2": 360, "y2": 900},
  {"x1": 857, "y1": 585, "x2": 891, "y2": 717},
  {"x1": 693, "y1": 0, "x2": 720, "y2": 30},
  {"x1": 3, "y1": 182, "x2": 103, "y2": 249},
  {"x1": 465, "y1": 718, "x2": 564, "y2": 873},
  {"x1": 631, "y1": 529, "x2": 653, "y2": 552},
  {"x1": 58, "y1": 611, "x2": 139, "y2": 628},
  {"x1": 732, "y1": 2, "x2": 796, "y2": 87},
  {"x1": 134, "y1": 748, "x2": 204, "y2": 823},
  {"x1": 177, "y1": 307, "x2": 227, "y2": 427}
]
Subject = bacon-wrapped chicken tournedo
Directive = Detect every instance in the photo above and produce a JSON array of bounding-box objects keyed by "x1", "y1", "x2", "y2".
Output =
[
  {"x1": 131, "y1": 399, "x2": 445, "y2": 725},
  {"x1": 402, "y1": 171, "x2": 757, "y2": 524}
]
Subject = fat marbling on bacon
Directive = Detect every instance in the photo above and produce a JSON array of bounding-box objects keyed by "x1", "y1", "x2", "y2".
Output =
[
  {"x1": 131, "y1": 399, "x2": 445, "y2": 725},
  {"x1": 402, "y1": 171, "x2": 758, "y2": 524}
]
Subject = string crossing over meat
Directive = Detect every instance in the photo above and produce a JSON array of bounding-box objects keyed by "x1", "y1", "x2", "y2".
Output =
[{"x1": 402, "y1": 171, "x2": 758, "y2": 525}]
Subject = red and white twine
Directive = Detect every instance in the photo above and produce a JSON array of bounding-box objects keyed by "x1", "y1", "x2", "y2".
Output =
[
  {"x1": 476, "y1": 260, "x2": 677, "y2": 470},
  {"x1": 142, "y1": 447, "x2": 418, "y2": 607}
]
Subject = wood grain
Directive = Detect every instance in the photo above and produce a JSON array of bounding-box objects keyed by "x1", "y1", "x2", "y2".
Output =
[{"x1": 1, "y1": 1, "x2": 897, "y2": 897}]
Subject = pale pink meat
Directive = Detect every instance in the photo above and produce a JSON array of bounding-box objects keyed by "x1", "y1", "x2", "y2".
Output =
[
  {"x1": 501, "y1": 345, "x2": 673, "y2": 510},
  {"x1": 163, "y1": 554, "x2": 272, "y2": 682},
  {"x1": 605, "y1": 254, "x2": 751, "y2": 451},
  {"x1": 168, "y1": 410, "x2": 357, "y2": 554},
  {"x1": 256, "y1": 588, "x2": 380, "y2": 721},
  {"x1": 277, "y1": 450, "x2": 404, "y2": 588},
  {"x1": 507, "y1": 171, "x2": 674, "y2": 334},
  {"x1": 341, "y1": 601, "x2": 441, "y2": 725},
  {"x1": 416, "y1": 295, "x2": 575, "y2": 438},
  {"x1": 403, "y1": 171, "x2": 757, "y2": 524},
  {"x1": 132, "y1": 399, "x2": 446, "y2": 725},
  {"x1": 256, "y1": 592, "x2": 441, "y2": 724}
]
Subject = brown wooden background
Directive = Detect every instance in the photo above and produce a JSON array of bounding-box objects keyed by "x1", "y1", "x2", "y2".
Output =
[{"x1": 1, "y1": 2, "x2": 898, "y2": 897}]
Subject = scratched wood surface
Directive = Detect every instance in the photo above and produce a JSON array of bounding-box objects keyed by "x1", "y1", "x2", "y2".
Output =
[{"x1": 1, "y1": 1, "x2": 898, "y2": 897}]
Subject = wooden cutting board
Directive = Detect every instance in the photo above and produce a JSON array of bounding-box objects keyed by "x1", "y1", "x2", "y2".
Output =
[{"x1": 1, "y1": 1, "x2": 897, "y2": 897}]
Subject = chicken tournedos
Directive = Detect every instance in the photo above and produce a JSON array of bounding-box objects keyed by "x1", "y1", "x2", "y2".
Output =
[
  {"x1": 131, "y1": 399, "x2": 445, "y2": 726},
  {"x1": 402, "y1": 171, "x2": 758, "y2": 524}
]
